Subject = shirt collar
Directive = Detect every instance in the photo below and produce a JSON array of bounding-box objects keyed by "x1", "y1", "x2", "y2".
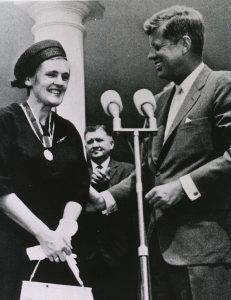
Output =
[
  {"x1": 91, "y1": 157, "x2": 110, "y2": 172},
  {"x1": 179, "y1": 62, "x2": 204, "y2": 95}
]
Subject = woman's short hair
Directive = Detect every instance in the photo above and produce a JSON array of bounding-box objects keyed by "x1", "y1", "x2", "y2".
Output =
[{"x1": 143, "y1": 5, "x2": 205, "y2": 57}]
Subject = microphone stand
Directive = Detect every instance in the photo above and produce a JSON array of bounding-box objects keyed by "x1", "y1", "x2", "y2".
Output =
[{"x1": 113, "y1": 120, "x2": 157, "y2": 300}]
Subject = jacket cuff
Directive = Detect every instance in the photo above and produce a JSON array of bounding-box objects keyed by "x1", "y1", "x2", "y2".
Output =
[{"x1": 101, "y1": 191, "x2": 118, "y2": 215}]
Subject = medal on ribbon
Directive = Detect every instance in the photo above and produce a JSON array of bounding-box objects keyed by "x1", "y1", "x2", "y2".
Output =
[
  {"x1": 43, "y1": 149, "x2": 53, "y2": 161},
  {"x1": 20, "y1": 102, "x2": 55, "y2": 161}
]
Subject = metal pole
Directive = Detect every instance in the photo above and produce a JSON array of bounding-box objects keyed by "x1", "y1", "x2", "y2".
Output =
[
  {"x1": 133, "y1": 130, "x2": 150, "y2": 300},
  {"x1": 111, "y1": 127, "x2": 156, "y2": 300}
]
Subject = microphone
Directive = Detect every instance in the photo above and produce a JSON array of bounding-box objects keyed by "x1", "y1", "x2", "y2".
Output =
[
  {"x1": 133, "y1": 89, "x2": 157, "y2": 130},
  {"x1": 101, "y1": 90, "x2": 123, "y2": 130}
]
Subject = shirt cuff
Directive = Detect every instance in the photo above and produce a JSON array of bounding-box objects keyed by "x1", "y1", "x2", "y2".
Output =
[
  {"x1": 100, "y1": 191, "x2": 118, "y2": 215},
  {"x1": 180, "y1": 175, "x2": 201, "y2": 201}
]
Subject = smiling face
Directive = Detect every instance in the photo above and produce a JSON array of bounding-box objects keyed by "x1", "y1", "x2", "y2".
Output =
[
  {"x1": 148, "y1": 29, "x2": 185, "y2": 83},
  {"x1": 25, "y1": 57, "x2": 70, "y2": 107},
  {"x1": 85, "y1": 128, "x2": 114, "y2": 164}
]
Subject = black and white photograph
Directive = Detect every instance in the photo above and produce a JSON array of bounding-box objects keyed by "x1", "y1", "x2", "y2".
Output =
[{"x1": 0, "y1": 0, "x2": 230, "y2": 299}]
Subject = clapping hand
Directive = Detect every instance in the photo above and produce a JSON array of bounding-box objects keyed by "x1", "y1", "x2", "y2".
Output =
[{"x1": 91, "y1": 168, "x2": 110, "y2": 185}]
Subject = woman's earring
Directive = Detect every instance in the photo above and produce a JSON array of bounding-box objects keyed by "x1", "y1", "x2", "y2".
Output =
[{"x1": 25, "y1": 77, "x2": 32, "y2": 87}]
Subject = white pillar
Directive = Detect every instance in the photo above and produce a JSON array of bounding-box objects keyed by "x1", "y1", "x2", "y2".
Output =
[{"x1": 15, "y1": 1, "x2": 104, "y2": 138}]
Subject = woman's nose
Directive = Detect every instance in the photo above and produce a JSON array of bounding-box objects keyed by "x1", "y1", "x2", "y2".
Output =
[{"x1": 54, "y1": 75, "x2": 64, "y2": 85}]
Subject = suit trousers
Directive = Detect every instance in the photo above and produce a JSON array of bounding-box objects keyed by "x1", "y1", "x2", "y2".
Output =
[
  {"x1": 149, "y1": 231, "x2": 231, "y2": 300},
  {"x1": 80, "y1": 253, "x2": 137, "y2": 300}
]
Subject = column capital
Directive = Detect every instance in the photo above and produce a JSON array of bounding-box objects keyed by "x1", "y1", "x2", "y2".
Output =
[{"x1": 15, "y1": 1, "x2": 105, "y2": 33}]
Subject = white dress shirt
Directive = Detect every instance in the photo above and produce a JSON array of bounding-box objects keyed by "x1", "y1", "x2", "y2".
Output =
[{"x1": 91, "y1": 157, "x2": 110, "y2": 174}]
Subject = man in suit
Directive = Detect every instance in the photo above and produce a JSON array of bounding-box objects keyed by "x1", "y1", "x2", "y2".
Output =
[
  {"x1": 77, "y1": 125, "x2": 137, "y2": 300},
  {"x1": 87, "y1": 6, "x2": 231, "y2": 299}
]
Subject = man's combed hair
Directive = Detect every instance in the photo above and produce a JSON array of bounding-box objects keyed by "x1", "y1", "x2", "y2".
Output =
[
  {"x1": 143, "y1": 5, "x2": 205, "y2": 57},
  {"x1": 84, "y1": 125, "x2": 113, "y2": 137}
]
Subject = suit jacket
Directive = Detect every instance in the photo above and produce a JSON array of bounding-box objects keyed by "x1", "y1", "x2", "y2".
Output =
[
  {"x1": 109, "y1": 65, "x2": 231, "y2": 266},
  {"x1": 78, "y1": 159, "x2": 135, "y2": 267}
]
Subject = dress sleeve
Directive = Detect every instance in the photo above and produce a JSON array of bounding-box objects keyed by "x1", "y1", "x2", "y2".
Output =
[
  {"x1": 0, "y1": 109, "x2": 15, "y2": 196},
  {"x1": 66, "y1": 122, "x2": 90, "y2": 208}
]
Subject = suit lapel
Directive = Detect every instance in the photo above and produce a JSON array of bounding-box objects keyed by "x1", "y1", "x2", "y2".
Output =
[
  {"x1": 88, "y1": 159, "x2": 117, "y2": 178},
  {"x1": 150, "y1": 86, "x2": 175, "y2": 165},
  {"x1": 159, "y1": 65, "x2": 212, "y2": 154},
  {"x1": 163, "y1": 87, "x2": 200, "y2": 143},
  {"x1": 107, "y1": 159, "x2": 118, "y2": 179}
]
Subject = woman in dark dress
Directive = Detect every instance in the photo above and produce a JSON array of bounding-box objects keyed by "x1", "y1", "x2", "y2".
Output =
[{"x1": 0, "y1": 40, "x2": 89, "y2": 299}]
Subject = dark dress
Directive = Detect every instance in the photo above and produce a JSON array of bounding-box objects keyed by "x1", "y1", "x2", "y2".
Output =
[{"x1": 0, "y1": 103, "x2": 90, "y2": 299}]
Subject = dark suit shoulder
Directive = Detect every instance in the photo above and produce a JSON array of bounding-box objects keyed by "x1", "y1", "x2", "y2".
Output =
[
  {"x1": 213, "y1": 71, "x2": 231, "y2": 89},
  {"x1": 109, "y1": 159, "x2": 134, "y2": 183},
  {"x1": 202, "y1": 69, "x2": 231, "y2": 102},
  {"x1": 110, "y1": 159, "x2": 134, "y2": 171},
  {"x1": 211, "y1": 70, "x2": 231, "y2": 76},
  {"x1": 208, "y1": 70, "x2": 231, "y2": 83}
]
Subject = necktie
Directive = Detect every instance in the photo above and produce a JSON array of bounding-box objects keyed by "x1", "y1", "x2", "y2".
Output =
[
  {"x1": 93, "y1": 165, "x2": 109, "y2": 192},
  {"x1": 164, "y1": 85, "x2": 183, "y2": 141}
]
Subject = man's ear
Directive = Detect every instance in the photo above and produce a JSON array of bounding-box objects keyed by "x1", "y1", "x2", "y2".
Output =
[
  {"x1": 110, "y1": 138, "x2": 115, "y2": 150},
  {"x1": 85, "y1": 144, "x2": 89, "y2": 156},
  {"x1": 24, "y1": 76, "x2": 33, "y2": 87},
  {"x1": 181, "y1": 35, "x2": 191, "y2": 55}
]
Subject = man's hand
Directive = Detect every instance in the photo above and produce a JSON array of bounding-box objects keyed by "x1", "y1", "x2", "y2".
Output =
[
  {"x1": 86, "y1": 186, "x2": 107, "y2": 212},
  {"x1": 91, "y1": 168, "x2": 110, "y2": 185},
  {"x1": 145, "y1": 180, "x2": 185, "y2": 210}
]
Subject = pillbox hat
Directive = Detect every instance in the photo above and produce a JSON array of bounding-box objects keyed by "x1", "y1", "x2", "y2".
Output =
[{"x1": 11, "y1": 39, "x2": 66, "y2": 88}]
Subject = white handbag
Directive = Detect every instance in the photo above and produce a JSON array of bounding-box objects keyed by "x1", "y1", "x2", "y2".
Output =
[
  {"x1": 20, "y1": 257, "x2": 94, "y2": 300},
  {"x1": 20, "y1": 281, "x2": 94, "y2": 300}
]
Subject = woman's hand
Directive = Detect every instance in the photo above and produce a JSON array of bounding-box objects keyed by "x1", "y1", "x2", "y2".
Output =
[
  {"x1": 55, "y1": 218, "x2": 78, "y2": 249},
  {"x1": 36, "y1": 228, "x2": 72, "y2": 262}
]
